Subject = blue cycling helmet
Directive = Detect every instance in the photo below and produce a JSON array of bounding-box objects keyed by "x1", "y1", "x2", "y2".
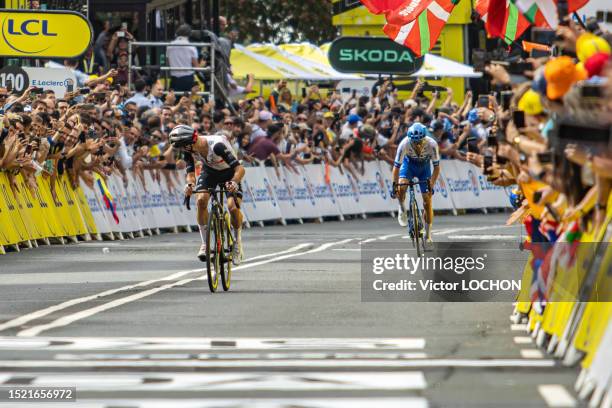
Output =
[
  {"x1": 407, "y1": 123, "x2": 427, "y2": 143},
  {"x1": 509, "y1": 188, "x2": 523, "y2": 210}
]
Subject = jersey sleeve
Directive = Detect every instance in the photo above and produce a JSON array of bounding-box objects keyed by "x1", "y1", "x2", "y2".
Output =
[
  {"x1": 212, "y1": 142, "x2": 240, "y2": 169},
  {"x1": 182, "y1": 151, "x2": 195, "y2": 173},
  {"x1": 393, "y1": 138, "x2": 408, "y2": 168},
  {"x1": 430, "y1": 139, "x2": 440, "y2": 166}
]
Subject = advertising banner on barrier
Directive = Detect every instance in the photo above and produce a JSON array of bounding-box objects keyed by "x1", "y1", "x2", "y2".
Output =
[
  {"x1": 284, "y1": 166, "x2": 322, "y2": 220},
  {"x1": 265, "y1": 166, "x2": 307, "y2": 221},
  {"x1": 432, "y1": 161, "x2": 456, "y2": 211},
  {"x1": 329, "y1": 165, "x2": 364, "y2": 216},
  {"x1": 302, "y1": 164, "x2": 341, "y2": 218},
  {"x1": 79, "y1": 180, "x2": 113, "y2": 235},
  {"x1": 143, "y1": 172, "x2": 177, "y2": 229},
  {"x1": 241, "y1": 165, "x2": 283, "y2": 222},
  {"x1": 443, "y1": 160, "x2": 511, "y2": 209},
  {"x1": 357, "y1": 161, "x2": 395, "y2": 213}
]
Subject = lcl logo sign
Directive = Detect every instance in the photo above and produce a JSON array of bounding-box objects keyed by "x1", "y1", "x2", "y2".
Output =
[
  {"x1": 0, "y1": 10, "x2": 92, "y2": 58},
  {"x1": 5, "y1": 19, "x2": 57, "y2": 36}
]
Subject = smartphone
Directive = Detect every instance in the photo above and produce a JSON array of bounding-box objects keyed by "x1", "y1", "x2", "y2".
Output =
[
  {"x1": 301, "y1": 88, "x2": 307, "y2": 99},
  {"x1": 30, "y1": 87, "x2": 44, "y2": 95},
  {"x1": 581, "y1": 85, "x2": 603, "y2": 98},
  {"x1": 24, "y1": 144, "x2": 33, "y2": 155},
  {"x1": 93, "y1": 92, "x2": 106, "y2": 100},
  {"x1": 79, "y1": 88, "x2": 91, "y2": 95},
  {"x1": 530, "y1": 49, "x2": 550, "y2": 58},
  {"x1": 508, "y1": 62, "x2": 533, "y2": 75},
  {"x1": 500, "y1": 91, "x2": 513, "y2": 111},
  {"x1": 117, "y1": 31, "x2": 125, "y2": 38},
  {"x1": 537, "y1": 151, "x2": 553, "y2": 164},
  {"x1": 467, "y1": 143, "x2": 479, "y2": 154},
  {"x1": 496, "y1": 155, "x2": 508, "y2": 165},
  {"x1": 351, "y1": 89, "x2": 357, "y2": 98},
  {"x1": 477, "y1": 95, "x2": 490, "y2": 108},
  {"x1": 512, "y1": 110, "x2": 525, "y2": 129},
  {"x1": 487, "y1": 134, "x2": 498, "y2": 147},
  {"x1": 532, "y1": 28, "x2": 556, "y2": 45},
  {"x1": 483, "y1": 156, "x2": 493, "y2": 174}
]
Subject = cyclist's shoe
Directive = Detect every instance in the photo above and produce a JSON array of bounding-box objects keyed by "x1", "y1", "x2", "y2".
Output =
[
  {"x1": 197, "y1": 244, "x2": 208, "y2": 261},
  {"x1": 397, "y1": 206, "x2": 408, "y2": 227},
  {"x1": 231, "y1": 241, "x2": 243, "y2": 266}
]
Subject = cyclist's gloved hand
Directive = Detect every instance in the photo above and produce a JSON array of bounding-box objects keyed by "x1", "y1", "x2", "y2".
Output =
[
  {"x1": 226, "y1": 181, "x2": 239, "y2": 193},
  {"x1": 428, "y1": 180, "x2": 435, "y2": 195},
  {"x1": 390, "y1": 182, "x2": 398, "y2": 199},
  {"x1": 184, "y1": 183, "x2": 194, "y2": 197}
]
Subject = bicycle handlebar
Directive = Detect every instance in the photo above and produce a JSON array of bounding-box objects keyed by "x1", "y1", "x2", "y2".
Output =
[{"x1": 184, "y1": 187, "x2": 241, "y2": 211}]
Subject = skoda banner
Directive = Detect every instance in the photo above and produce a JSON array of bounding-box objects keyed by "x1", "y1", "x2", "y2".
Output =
[
  {"x1": 0, "y1": 9, "x2": 92, "y2": 58},
  {"x1": 328, "y1": 36, "x2": 424, "y2": 75}
]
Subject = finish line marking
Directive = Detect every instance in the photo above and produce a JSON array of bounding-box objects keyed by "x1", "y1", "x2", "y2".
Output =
[
  {"x1": 538, "y1": 384, "x2": 577, "y2": 407},
  {"x1": 0, "y1": 337, "x2": 426, "y2": 350},
  {"x1": 0, "y1": 398, "x2": 429, "y2": 408},
  {"x1": 0, "y1": 358, "x2": 557, "y2": 369}
]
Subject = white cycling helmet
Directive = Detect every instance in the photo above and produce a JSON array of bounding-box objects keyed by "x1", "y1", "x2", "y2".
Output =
[{"x1": 169, "y1": 125, "x2": 196, "y2": 148}]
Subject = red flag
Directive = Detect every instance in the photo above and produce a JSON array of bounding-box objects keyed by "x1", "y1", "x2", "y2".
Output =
[
  {"x1": 385, "y1": 0, "x2": 435, "y2": 25},
  {"x1": 383, "y1": 0, "x2": 457, "y2": 56},
  {"x1": 487, "y1": 0, "x2": 507, "y2": 38},
  {"x1": 360, "y1": 0, "x2": 435, "y2": 25},
  {"x1": 475, "y1": 0, "x2": 531, "y2": 44},
  {"x1": 360, "y1": 0, "x2": 408, "y2": 14}
]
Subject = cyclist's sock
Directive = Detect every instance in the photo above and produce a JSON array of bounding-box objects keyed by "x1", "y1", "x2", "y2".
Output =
[
  {"x1": 425, "y1": 223, "x2": 432, "y2": 238},
  {"x1": 234, "y1": 227, "x2": 242, "y2": 244},
  {"x1": 198, "y1": 224, "x2": 207, "y2": 244}
]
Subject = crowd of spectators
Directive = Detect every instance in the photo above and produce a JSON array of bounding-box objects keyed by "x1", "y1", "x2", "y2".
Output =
[{"x1": 0, "y1": 16, "x2": 610, "y2": 234}]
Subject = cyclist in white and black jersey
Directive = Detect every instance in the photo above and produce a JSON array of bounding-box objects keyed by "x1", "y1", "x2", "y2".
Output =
[{"x1": 169, "y1": 125, "x2": 245, "y2": 264}]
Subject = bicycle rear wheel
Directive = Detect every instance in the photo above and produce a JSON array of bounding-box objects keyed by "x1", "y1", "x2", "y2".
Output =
[
  {"x1": 411, "y1": 199, "x2": 423, "y2": 257},
  {"x1": 206, "y1": 210, "x2": 221, "y2": 293},
  {"x1": 221, "y1": 210, "x2": 232, "y2": 291}
]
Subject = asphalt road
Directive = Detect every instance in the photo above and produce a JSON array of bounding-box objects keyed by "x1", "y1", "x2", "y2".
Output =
[{"x1": 0, "y1": 213, "x2": 580, "y2": 407}]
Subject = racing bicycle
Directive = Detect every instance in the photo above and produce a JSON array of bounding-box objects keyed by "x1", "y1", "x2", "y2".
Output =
[
  {"x1": 398, "y1": 178, "x2": 427, "y2": 257},
  {"x1": 185, "y1": 187, "x2": 236, "y2": 292}
]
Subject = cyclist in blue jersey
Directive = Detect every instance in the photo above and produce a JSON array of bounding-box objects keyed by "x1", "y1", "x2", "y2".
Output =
[{"x1": 391, "y1": 122, "x2": 440, "y2": 243}]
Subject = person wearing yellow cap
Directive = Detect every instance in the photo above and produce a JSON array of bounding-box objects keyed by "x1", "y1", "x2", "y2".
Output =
[
  {"x1": 576, "y1": 32, "x2": 611, "y2": 63},
  {"x1": 518, "y1": 89, "x2": 547, "y2": 131}
]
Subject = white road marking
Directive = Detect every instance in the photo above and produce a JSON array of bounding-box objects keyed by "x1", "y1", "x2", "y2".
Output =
[
  {"x1": 0, "y1": 358, "x2": 556, "y2": 368},
  {"x1": 511, "y1": 324, "x2": 529, "y2": 331},
  {"x1": 378, "y1": 234, "x2": 401, "y2": 240},
  {"x1": 513, "y1": 336, "x2": 533, "y2": 344},
  {"x1": 0, "y1": 398, "x2": 429, "y2": 408},
  {"x1": 359, "y1": 238, "x2": 377, "y2": 244},
  {"x1": 17, "y1": 239, "x2": 354, "y2": 337},
  {"x1": 538, "y1": 384, "x2": 577, "y2": 407},
  {"x1": 433, "y1": 225, "x2": 517, "y2": 236},
  {"x1": 332, "y1": 248, "x2": 361, "y2": 251},
  {"x1": 53, "y1": 352, "x2": 429, "y2": 361},
  {"x1": 0, "y1": 337, "x2": 426, "y2": 350},
  {"x1": 446, "y1": 234, "x2": 518, "y2": 240},
  {"x1": 520, "y1": 349, "x2": 545, "y2": 359},
  {"x1": 242, "y1": 243, "x2": 312, "y2": 262},
  {"x1": 0, "y1": 243, "x2": 312, "y2": 333},
  {"x1": 5, "y1": 372, "x2": 427, "y2": 391}
]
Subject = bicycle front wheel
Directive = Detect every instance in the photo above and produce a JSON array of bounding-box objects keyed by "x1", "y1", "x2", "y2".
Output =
[
  {"x1": 221, "y1": 210, "x2": 232, "y2": 292},
  {"x1": 411, "y1": 199, "x2": 423, "y2": 257},
  {"x1": 206, "y1": 210, "x2": 221, "y2": 293}
]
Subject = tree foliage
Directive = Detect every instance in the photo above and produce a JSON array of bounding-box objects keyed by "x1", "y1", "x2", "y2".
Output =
[{"x1": 221, "y1": 0, "x2": 338, "y2": 44}]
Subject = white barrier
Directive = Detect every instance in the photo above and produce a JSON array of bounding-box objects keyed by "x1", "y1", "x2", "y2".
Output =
[
  {"x1": 80, "y1": 160, "x2": 511, "y2": 236},
  {"x1": 241, "y1": 164, "x2": 283, "y2": 222},
  {"x1": 303, "y1": 164, "x2": 342, "y2": 218},
  {"x1": 443, "y1": 160, "x2": 511, "y2": 209}
]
